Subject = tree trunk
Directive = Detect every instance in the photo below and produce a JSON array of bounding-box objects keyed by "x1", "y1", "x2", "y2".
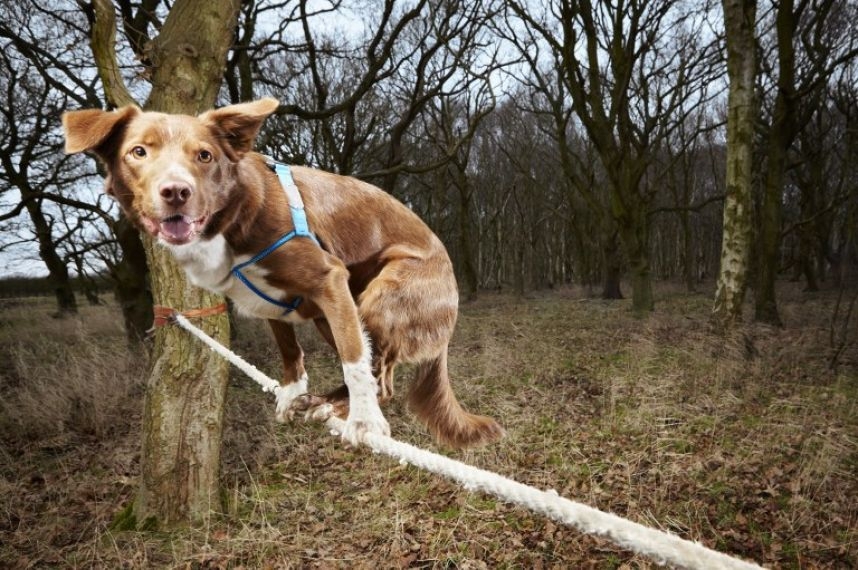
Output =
[
  {"x1": 25, "y1": 199, "x2": 77, "y2": 316},
  {"x1": 681, "y1": 208, "x2": 697, "y2": 292},
  {"x1": 617, "y1": 206, "x2": 654, "y2": 313},
  {"x1": 128, "y1": 0, "x2": 240, "y2": 528},
  {"x1": 754, "y1": 0, "x2": 798, "y2": 327},
  {"x1": 601, "y1": 231, "x2": 624, "y2": 300},
  {"x1": 755, "y1": 146, "x2": 786, "y2": 326},
  {"x1": 602, "y1": 158, "x2": 653, "y2": 312},
  {"x1": 136, "y1": 236, "x2": 231, "y2": 527},
  {"x1": 457, "y1": 183, "x2": 479, "y2": 301},
  {"x1": 113, "y1": 215, "x2": 152, "y2": 343},
  {"x1": 799, "y1": 236, "x2": 819, "y2": 292},
  {"x1": 712, "y1": 0, "x2": 757, "y2": 329}
]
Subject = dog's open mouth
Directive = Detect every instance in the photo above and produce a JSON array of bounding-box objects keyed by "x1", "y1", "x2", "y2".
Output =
[{"x1": 153, "y1": 214, "x2": 207, "y2": 245}]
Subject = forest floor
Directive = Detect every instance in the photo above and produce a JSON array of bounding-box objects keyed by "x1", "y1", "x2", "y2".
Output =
[{"x1": 0, "y1": 283, "x2": 856, "y2": 569}]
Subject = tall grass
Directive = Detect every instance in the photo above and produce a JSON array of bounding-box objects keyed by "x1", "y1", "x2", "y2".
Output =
[{"x1": 0, "y1": 299, "x2": 141, "y2": 443}]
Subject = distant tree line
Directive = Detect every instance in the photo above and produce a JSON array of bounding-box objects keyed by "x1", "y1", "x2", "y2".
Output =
[{"x1": 0, "y1": 273, "x2": 111, "y2": 300}]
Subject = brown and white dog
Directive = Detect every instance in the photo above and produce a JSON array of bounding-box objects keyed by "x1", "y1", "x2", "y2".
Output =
[{"x1": 62, "y1": 98, "x2": 503, "y2": 449}]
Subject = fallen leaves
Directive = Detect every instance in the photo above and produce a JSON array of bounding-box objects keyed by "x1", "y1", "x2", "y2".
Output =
[{"x1": 2, "y1": 289, "x2": 857, "y2": 568}]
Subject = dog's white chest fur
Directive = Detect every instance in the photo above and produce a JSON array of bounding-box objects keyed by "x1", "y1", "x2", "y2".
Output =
[{"x1": 166, "y1": 235, "x2": 303, "y2": 322}]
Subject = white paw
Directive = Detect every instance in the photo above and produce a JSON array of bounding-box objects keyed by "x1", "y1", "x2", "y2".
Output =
[
  {"x1": 340, "y1": 405, "x2": 390, "y2": 446},
  {"x1": 274, "y1": 375, "x2": 308, "y2": 422},
  {"x1": 305, "y1": 402, "x2": 334, "y2": 422},
  {"x1": 340, "y1": 349, "x2": 389, "y2": 445}
]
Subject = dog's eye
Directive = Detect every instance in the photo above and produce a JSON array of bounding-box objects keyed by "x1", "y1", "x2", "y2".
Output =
[
  {"x1": 198, "y1": 150, "x2": 213, "y2": 163},
  {"x1": 130, "y1": 146, "x2": 147, "y2": 158}
]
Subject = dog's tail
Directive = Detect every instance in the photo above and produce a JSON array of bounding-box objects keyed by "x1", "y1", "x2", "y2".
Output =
[{"x1": 408, "y1": 347, "x2": 504, "y2": 449}]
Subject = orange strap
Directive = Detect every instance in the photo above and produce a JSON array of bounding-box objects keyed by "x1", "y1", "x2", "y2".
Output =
[{"x1": 152, "y1": 302, "x2": 228, "y2": 328}]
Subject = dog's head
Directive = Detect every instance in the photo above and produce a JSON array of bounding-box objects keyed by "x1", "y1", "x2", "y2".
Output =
[{"x1": 62, "y1": 98, "x2": 279, "y2": 246}]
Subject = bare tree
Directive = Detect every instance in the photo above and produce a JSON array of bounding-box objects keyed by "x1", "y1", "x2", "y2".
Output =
[
  {"x1": 505, "y1": 0, "x2": 721, "y2": 313},
  {"x1": 419, "y1": 91, "x2": 496, "y2": 300},
  {"x1": 0, "y1": 0, "x2": 158, "y2": 338},
  {"x1": 80, "y1": 0, "x2": 240, "y2": 527},
  {"x1": 712, "y1": 0, "x2": 757, "y2": 329},
  {"x1": 657, "y1": 110, "x2": 724, "y2": 292},
  {"x1": 754, "y1": 0, "x2": 858, "y2": 325},
  {"x1": 0, "y1": 58, "x2": 75, "y2": 314},
  {"x1": 250, "y1": 0, "x2": 501, "y2": 191},
  {"x1": 0, "y1": 2, "x2": 107, "y2": 316}
]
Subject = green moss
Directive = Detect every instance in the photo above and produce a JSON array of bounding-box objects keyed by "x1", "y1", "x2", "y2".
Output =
[
  {"x1": 108, "y1": 503, "x2": 158, "y2": 532},
  {"x1": 434, "y1": 506, "x2": 460, "y2": 520},
  {"x1": 109, "y1": 503, "x2": 138, "y2": 531},
  {"x1": 668, "y1": 438, "x2": 694, "y2": 454},
  {"x1": 138, "y1": 515, "x2": 159, "y2": 531},
  {"x1": 467, "y1": 495, "x2": 497, "y2": 511}
]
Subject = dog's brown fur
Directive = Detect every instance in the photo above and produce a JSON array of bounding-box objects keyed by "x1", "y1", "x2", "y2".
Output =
[{"x1": 62, "y1": 98, "x2": 503, "y2": 449}]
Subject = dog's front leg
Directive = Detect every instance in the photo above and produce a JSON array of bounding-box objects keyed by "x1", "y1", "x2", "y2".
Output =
[
  {"x1": 268, "y1": 320, "x2": 309, "y2": 422},
  {"x1": 315, "y1": 262, "x2": 390, "y2": 445}
]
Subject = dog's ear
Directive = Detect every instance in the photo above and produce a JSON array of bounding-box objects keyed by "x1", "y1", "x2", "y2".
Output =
[
  {"x1": 199, "y1": 98, "x2": 279, "y2": 158},
  {"x1": 62, "y1": 106, "x2": 140, "y2": 159}
]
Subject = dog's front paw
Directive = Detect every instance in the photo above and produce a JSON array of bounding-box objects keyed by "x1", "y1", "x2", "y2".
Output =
[
  {"x1": 273, "y1": 376, "x2": 309, "y2": 422},
  {"x1": 339, "y1": 406, "x2": 391, "y2": 447}
]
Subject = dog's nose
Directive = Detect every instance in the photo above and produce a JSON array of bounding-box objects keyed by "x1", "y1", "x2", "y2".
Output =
[{"x1": 159, "y1": 182, "x2": 193, "y2": 207}]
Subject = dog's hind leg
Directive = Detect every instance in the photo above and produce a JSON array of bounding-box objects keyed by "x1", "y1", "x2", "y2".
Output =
[
  {"x1": 374, "y1": 351, "x2": 397, "y2": 403},
  {"x1": 268, "y1": 320, "x2": 309, "y2": 422},
  {"x1": 358, "y1": 246, "x2": 503, "y2": 448},
  {"x1": 357, "y1": 246, "x2": 459, "y2": 367}
]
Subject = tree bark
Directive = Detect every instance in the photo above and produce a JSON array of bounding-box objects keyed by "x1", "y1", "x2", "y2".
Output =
[
  {"x1": 456, "y1": 179, "x2": 479, "y2": 301},
  {"x1": 754, "y1": 0, "x2": 800, "y2": 326},
  {"x1": 681, "y1": 207, "x2": 697, "y2": 292},
  {"x1": 617, "y1": 208, "x2": 654, "y2": 313},
  {"x1": 112, "y1": 215, "x2": 152, "y2": 343},
  {"x1": 118, "y1": 0, "x2": 241, "y2": 528},
  {"x1": 601, "y1": 231, "x2": 624, "y2": 300},
  {"x1": 27, "y1": 200, "x2": 78, "y2": 316},
  {"x1": 712, "y1": 0, "x2": 757, "y2": 329}
]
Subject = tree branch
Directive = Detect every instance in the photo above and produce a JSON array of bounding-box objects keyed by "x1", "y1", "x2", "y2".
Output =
[{"x1": 89, "y1": 0, "x2": 137, "y2": 108}]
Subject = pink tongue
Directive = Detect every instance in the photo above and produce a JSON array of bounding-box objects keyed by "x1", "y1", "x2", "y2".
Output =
[{"x1": 160, "y1": 217, "x2": 192, "y2": 241}]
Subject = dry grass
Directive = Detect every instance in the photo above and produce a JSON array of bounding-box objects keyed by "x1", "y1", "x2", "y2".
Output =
[
  {"x1": 0, "y1": 298, "x2": 138, "y2": 443},
  {"x1": 0, "y1": 284, "x2": 856, "y2": 569}
]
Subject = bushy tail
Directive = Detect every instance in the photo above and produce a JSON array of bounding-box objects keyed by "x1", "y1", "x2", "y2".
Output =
[{"x1": 408, "y1": 347, "x2": 504, "y2": 449}]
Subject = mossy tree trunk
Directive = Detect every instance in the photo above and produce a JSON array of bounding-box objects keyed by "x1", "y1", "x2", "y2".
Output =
[
  {"x1": 754, "y1": 0, "x2": 798, "y2": 327},
  {"x1": 615, "y1": 199, "x2": 654, "y2": 314},
  {"x1": 88, "y1": 0, "x2": 240, "y2": 528},
  {"x1": 712, "y1": 0, "x2": 757, "y2": 329},
  {"x1": 601, "y1": 231, "x2": 624, "y2": 300},
  {"x1": 136, "y1": 0, "x2": 240, "y2": 528}
]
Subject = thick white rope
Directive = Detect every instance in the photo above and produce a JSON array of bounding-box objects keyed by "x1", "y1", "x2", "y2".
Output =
[{"x1": 173, "y1": 314, "x2": 763, "y2": 570}]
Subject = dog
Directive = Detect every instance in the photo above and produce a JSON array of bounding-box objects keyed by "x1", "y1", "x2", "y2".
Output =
[{"x1": 62, "y1": 98, "x2": 504, "y2": 449}]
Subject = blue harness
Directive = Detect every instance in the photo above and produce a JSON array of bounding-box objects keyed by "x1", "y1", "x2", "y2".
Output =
[{"x1": 230, "y1": 161, "x2": 320, "y2": 315}]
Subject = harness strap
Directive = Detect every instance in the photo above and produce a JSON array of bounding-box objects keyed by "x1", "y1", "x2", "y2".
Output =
[{"x1": 229, "y1": 161, "x2": 320, "y2": 315}]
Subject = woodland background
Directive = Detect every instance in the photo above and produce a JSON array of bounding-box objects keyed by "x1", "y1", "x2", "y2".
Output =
[
  {"x1": 1, "y1": 0, "x2": 857, "y2": 568},
  {"x1": 1, "y1": 0, "x2": 855, "y2": 325}
]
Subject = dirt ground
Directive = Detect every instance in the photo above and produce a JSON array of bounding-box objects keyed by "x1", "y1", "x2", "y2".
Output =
[{"x1": 1, "y1": 283, "x2": 856, "y2": 568}]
